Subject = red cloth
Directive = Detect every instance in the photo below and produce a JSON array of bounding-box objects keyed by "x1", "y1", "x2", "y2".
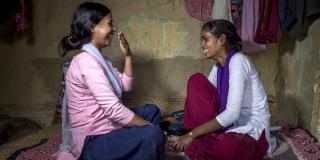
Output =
[
  {"x1": 254, "y1": 0, "x2": 281, "y2": 44},
  {"x1": 15, "y1": 0, "x2": 26, "y2": 32},
  {"x1": 183, "y1": 73, "x2": 268, "y2": 160},
  {"x1": 185, "y1": 0, "x2": 213, "y2": 21}
]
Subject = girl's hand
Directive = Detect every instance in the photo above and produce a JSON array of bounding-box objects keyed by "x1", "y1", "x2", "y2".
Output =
[
  {"x1": 118, "y1": 32, "x2": 131, "y2": 57},
  {"x1": 169, "y1": 134, "x2": 194, "y2": 152}
]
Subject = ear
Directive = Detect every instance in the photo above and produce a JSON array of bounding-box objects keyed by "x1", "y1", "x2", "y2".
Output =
[
  {"x1": 219, "y1": 34, "x2": 227, "y2": 46},
  {"x1": 90, "y1": 24, "x2": 96, "y2": 33}
]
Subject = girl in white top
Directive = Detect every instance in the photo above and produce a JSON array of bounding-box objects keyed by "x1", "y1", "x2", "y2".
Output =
[{"x1": 169, "y1": 19, "x2": 270, "y2": 160}]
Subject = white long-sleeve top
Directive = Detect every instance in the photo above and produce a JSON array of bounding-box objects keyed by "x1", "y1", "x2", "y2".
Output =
[{"x1": 208, "y1": 52, "x2": 271, "y2": 153}]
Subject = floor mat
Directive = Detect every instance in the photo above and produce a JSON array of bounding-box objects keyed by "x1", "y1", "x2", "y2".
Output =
[{"x1": 1, "y1": 124, "x2": 319, "y2": 160}]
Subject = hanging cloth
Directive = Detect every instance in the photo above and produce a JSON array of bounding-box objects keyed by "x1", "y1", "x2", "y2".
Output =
[
  {"x1": 241, "y1": 0, "x2": 266, "y2": 53},
  {"x1": 254, "y1": 0, "x2": 281, "y2": 44},
  {"x1": 185, "y1": 0, "x2": 214, "y2": 21},
  {"x1": 212, "y1": 0, "x2": 233, "y2": 22}
]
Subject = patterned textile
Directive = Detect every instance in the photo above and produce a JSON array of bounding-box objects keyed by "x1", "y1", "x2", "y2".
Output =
[
  {"x1": 7, "y1": 137, "x2": 61, "y2": 160},
  {"x1": 280, "y1": 125, "x2": 320, "y2": 160},
  {"x1": 185, "y1": 0, "x2": 213, "y2": 21}
]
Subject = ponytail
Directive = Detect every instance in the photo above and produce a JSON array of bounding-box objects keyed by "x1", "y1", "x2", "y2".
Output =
[{"x1": 58, "y1": 35, "x2": 82, "y2": 57}]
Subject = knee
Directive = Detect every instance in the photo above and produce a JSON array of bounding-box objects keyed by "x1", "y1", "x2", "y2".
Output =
[
  {"x1": 145, "y1": 104, "x2": 161, "y2": 116},
  {"x1": 187, "y1": 73, "x2": 206, "y2": 86}
]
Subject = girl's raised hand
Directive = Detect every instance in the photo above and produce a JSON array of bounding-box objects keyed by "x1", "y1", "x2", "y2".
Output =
[{"x1": 118, "y1": 32, "x2": 132, "y2": 57}]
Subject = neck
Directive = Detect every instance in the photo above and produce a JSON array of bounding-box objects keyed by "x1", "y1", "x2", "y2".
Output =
[
  {"x1": 215, "y1": 50, "x2": 228, "y2": 67},
  {"x1": 90, "y1": 41, "x2": 102, "y2": 52}
]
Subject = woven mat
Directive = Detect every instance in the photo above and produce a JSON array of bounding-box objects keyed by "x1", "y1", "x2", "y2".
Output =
[
  {"x1": 0, "y1": 125, "x2": 60, "y2": 160},
  {"x1": 0, "y1": 125, "x2": 319, "y2": 160}
]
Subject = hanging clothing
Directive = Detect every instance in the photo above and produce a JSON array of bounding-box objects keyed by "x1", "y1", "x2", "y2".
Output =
[
  {"x1": 80, "y1": 104, "x2": 166, "y2": 160},
  {"x1": 15, "y1": 0, "x2": 27, "y2": 32},
  {"x1": 184, "y1": 73, "x2": 268, "y2": 160},
  {"x1": 241, "y1": 0, "x2": 266, "y2": 53},
  {"x1": 212, "y1": 0, "x2": 233, "y2": 22},
  {"x1": 185, "y1": 0, "x2": 214, "y2": 21},
  {"x1": 254, "y1": 0, "x2": 281, "y2": 44},
  {"x1": 278, "y1": 0, "x2": 304, "y2": 36},
  {"x1": 278, "y1": 0, "x2": 320, "y2": 36},
  {"x1": 278, "y1": 0, "x2": 296, "y2": 32},
  {"x1": 231, "y1": 0, "x2": 242, "y2": 35}
]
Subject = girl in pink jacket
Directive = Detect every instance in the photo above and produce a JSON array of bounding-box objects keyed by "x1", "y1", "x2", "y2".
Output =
[{"x1": 57, "y1": 2, "x2": 165, "y2": 160}]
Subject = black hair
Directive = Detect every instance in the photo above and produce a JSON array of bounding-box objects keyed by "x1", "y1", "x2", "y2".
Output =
[
  {"x1": 202, "y1": 19, "x2": 242, "y2": 52},
  {"x1": 58, "y1": 2, "x2": 111, "y2": 57}
]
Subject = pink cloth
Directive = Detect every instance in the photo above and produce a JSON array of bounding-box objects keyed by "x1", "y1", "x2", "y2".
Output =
[
  {"x1": 58, "y1": 52, "x2": 135, "y2": 160},
  {"x1": 184, "y1": 73, "x2": 268, "y2": 160},
  {"x1": 241, "y1": 0, "x2": 266, "y2": 53}
]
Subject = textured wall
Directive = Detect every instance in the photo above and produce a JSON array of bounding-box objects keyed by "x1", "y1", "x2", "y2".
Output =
[{"x1": 275, "y1": 19, "x2": 320, "y2": 141}]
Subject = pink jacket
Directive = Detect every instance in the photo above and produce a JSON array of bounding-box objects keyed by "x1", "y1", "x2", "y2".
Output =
[{"x1": 58, "y1": 52, "x2": 135, "y2": 159}]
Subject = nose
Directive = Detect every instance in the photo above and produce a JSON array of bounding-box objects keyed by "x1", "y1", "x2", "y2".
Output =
[{"x1": 201, "y1": 41, "x2": 206, "y2": 49}]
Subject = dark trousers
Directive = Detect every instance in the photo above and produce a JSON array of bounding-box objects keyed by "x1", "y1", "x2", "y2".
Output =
[{"x1": 80, "y1": 104, "x2": 166, "y2": 160}]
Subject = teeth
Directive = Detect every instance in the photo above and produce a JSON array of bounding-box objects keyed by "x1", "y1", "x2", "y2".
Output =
[{"x1": 203, "y1": 49, "x2": 209, "y2": 52}]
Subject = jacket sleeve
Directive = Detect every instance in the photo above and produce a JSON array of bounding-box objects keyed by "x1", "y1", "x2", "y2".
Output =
[{"x1": 76, "y1": 55, "x2": 134, "y2": 125}]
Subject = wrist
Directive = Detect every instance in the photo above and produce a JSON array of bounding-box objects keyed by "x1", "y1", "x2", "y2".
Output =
[
  {"x1": 187, "y1": 131, "x2": 197, "y2": 139},
  {"x1": 125, "y1": 54, "x2": 132, "y2": 58},
  {"x1": 125, "y1": 50, "x2": 132, "y2": 57}
]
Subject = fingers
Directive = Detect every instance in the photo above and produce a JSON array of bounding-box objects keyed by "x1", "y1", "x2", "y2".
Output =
[
  {"x1": 168, "y1": 135, "x2": 180, "y2": 142},
  {"x1": 118, "y1": 31, "x2": 130, "y2": 51},
  {"x1": 176, "y1": 141, "x2": 185, "y2": 152},
  {"x1": 169, "y1": 140, "x2": 185, "y2": 152},
  {"x1": 117, "y1": 32, "x2": 127, "y2": 43}
]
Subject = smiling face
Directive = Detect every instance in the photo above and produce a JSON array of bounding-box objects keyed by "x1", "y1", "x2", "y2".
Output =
[
  {"x1": 90, "y1": 13, "x2": 116, "y2": 49},
  {"x1": 201, "y1": 30, "x2": 226, "y2": 60}
]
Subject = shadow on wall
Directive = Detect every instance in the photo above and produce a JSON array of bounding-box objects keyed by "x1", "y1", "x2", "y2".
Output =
[
  {"x1": 121, "y1": 53, "x2": 214, "y2": 115},
  {"x1": 277, "y1": 16, "x2": 320, "y2": 56},
  {"x1": 31, "y1": 58, "x2": 64, "y2": 99},
  {"x1": 275, "y1": 17, "x2": 320, "y2": 129}
]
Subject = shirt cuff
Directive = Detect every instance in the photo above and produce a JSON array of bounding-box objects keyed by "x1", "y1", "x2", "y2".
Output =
[
  {"x1": 119, "y1": 107, "x2": 135, "y2": 125},
  {"x1": 122, "y1": 72, "x2": 134, "y2": 81},
  {"x1": 216, "y1": 114, "x2": 229, "y2": 127},
  {"x1": 121, "y1": 73, "x2": 134, "y2": 91}
]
